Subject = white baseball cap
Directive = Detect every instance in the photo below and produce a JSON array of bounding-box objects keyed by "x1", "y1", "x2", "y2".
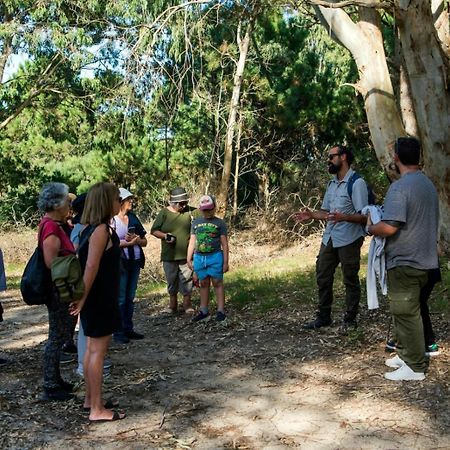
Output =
[{"x1": 119, "y1": 187, "x2": 133, "y2": 201}]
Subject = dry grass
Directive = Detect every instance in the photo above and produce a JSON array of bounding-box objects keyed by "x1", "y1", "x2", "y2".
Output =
[
  {"x1": 2, "y1": 222, "x2": 322, "y2": 281},
  {"x1": 0, "y1": 228, "x2": 36, "y2": 271}
]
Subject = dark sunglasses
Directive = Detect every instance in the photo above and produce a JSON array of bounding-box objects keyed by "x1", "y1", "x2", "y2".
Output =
[{"x1": 328, "y1": 152, "x2": 341, "y2": 160}]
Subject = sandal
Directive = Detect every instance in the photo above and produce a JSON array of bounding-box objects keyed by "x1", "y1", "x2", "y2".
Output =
[
  {"x1": 89, "y1": 410, "x2": 126, "y2": 423},
  {"x1": 83, "y1": 398, "x2": 120, "y2": 412}
]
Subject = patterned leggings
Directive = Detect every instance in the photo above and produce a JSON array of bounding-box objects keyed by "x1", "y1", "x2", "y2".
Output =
[{"x1": 44, "y1": 295, "x2": 77, "y2": 389}]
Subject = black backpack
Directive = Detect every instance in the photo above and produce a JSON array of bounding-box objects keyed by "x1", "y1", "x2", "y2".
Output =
[
  {"x1": 347, "y1": 172, "x2": 376, "y2": 205},
  {"x1": 20, "y1": 228, "x2": 52, "y2": 306}
]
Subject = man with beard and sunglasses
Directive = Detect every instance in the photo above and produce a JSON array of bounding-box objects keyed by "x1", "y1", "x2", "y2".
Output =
[
  {"x1": 367, "y1": 137, "x2": 439, "y2": 381},
  {"x1": 295, "y1": 145, "x2": 369, "y2": 330}
]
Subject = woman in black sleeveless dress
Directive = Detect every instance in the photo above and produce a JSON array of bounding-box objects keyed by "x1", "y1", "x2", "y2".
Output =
[
  {"x1": 78, "y1": 224, "x2": 121, "y2": 337},
  {"x1": 70, "y1": 182, "x2": 125, "y2": 422}
]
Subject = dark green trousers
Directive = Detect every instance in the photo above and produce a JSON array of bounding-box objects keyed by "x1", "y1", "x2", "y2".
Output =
[
  {"x1": 388, "y1": 266, "x2": 428, "y2": 372},
  {"x1": 316, "y1": 237, "x2": 363, "y2": 322}
]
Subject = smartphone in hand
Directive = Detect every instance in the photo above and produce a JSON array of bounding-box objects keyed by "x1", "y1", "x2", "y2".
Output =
[{"x1": 166, "y1": 233, "x2": 176, "y2": 244}]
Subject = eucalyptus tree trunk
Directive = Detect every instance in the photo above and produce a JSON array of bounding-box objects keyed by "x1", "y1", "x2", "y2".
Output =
[
  {"x1": 315, "y1": 6, "x2": 405, "y2": 180},
  {"x1": 395, "y1": 0, "x2": 450, "y2": 245},
  {"x1": 314, "y1": 1, "x2": 450, "y2": 247},
  {"x1": 0, "y1": 13, "x2": 12, "y2": 82},
  {"x1": 394, "y1": 26, "x2": 419, "y2": 137},
  {"x1": 0, "y1": 38, "x2": 12, "y2": 83},
  {"x1": 232, "y1": 111, "x2": 243, "y2": 220},
  {"x1": 399, "y1": 63, "x2": 419, "y2": 137},
  {"x1": 432, "y1": 0, "x2": 450, "y2": 58},
  {"x1": 217, "y1": 16, "x2": 254, "y2": 216}
]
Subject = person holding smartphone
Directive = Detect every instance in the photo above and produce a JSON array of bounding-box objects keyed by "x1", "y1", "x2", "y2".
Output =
[
  {"x1": 112, "y1": 188, "x2": 147, "y2": 344},
  {"x1": 151, "y1": 187, "x2": 198, "y2": 314}
]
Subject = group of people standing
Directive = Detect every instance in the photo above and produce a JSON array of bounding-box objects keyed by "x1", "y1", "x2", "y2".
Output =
[
  {"x1": 0, "y1": 135, "x2": 442, "y2": 426},
  {"x1": 295, "y1": 137, "x2": 441, "y2": 382},
  {"x1": 33, "y1": 182, "x2": 228, "y2": 422}
]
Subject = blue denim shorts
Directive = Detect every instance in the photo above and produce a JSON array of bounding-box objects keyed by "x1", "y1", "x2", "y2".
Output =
[{"x1": 193, "y1": 251, "x2": 224, "y2": 281}]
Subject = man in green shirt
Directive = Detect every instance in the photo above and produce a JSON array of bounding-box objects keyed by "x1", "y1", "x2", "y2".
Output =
[{"x1": 151, "y1": 188, "x2": 198, "y2": 313}]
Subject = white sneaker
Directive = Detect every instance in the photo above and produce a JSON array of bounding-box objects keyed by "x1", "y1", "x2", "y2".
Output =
[
  {"x1": 385, "y1": 354, "x2": 405, "y2": 368},
  {"x1": 384, "y1": 364, "x2": 425, "y2": 381}
]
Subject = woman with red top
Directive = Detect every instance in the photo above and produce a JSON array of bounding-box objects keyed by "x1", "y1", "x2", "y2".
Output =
[{"x1": 37, "y1": 182, "x2": 77, "y2": 401}]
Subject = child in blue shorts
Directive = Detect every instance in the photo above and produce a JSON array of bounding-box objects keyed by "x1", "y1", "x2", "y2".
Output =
[{"x1": 187, "y1": 195, "x2": 229, "y2": 322}]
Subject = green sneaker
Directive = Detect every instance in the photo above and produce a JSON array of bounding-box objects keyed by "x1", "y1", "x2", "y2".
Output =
[{"x1": 425, "y1": 343, "x2": 440, "y2": 357}]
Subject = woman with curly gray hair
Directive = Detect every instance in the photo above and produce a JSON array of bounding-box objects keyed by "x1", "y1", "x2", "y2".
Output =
[{"x1": 37, "y1": 182, "x2": 77, "y2": 401}]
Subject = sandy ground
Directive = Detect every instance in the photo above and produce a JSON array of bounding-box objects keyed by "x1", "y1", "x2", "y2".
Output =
[{"x1": 0, "y1": 239, "x2": 449, "y2": 449}]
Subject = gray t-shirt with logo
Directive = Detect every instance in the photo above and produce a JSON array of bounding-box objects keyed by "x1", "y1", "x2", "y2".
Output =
[{"x1": 383, "y1": 171, "x2": 439, "y2": 271}]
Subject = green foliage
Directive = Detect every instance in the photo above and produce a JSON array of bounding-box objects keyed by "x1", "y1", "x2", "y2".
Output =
[
  {"x1": 0, "y1": 1, "x2": 385, "y2": 227},
  {"x1": 249, "y1": 12, "x2": 367, "y2": 160}
]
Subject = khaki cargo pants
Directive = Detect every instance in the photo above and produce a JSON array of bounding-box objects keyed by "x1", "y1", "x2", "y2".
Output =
[{"x1": 388, "y1": 266, "x2": 428, "y2": 372}]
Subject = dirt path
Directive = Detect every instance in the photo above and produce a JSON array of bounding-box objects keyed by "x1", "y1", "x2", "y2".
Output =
[{"x1": 0, "y1": 238, "x2": 449, "y2": 449}]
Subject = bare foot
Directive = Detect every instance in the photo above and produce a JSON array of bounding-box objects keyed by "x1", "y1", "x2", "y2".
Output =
[{"x1": 89, "y1": 408, "x2": 126, "y2": 422}]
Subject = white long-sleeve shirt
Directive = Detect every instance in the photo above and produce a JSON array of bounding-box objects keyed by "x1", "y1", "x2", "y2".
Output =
[{"x1": 362, "y1": 205, "x2": 387, "y2": 309}]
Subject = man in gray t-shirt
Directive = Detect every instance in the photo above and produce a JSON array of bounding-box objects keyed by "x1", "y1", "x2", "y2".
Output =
[
  {"x1": 383, "y1": 172, "x2": 438, "y2": 271},
  {"x1": 295, "y1": 145, "x2": 369, "y2": 330},
  {"x1": 368, "y1": 137, "x2": 439, "y2": 382}
]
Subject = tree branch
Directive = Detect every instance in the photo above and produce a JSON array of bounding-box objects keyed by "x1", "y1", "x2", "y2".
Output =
[
  {"x1": 0, "y1": 87, "x2": 45, "y2": 130},
  {"x1": 309, "y1": 0, "x2": 392, "y2": 7}
]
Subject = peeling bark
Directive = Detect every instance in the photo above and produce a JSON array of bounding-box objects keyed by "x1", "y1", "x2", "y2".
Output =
[
  {"x1": 432, "y1": 0, "x2": 450, "y2": 59},
  {"x1": 396, "y1": 0, "x2": 450, "y2": 245},
  {"x1": 399, "y1": 62, "x2": 419, "y2": 137},
  {"x1": 316, "y1": 6, "x2": 405, "y2": 179}
]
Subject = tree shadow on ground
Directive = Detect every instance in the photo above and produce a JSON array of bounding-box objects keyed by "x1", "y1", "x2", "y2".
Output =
[{"x1": 0, "y1": 261, "x2": 449, "y2": 448}]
